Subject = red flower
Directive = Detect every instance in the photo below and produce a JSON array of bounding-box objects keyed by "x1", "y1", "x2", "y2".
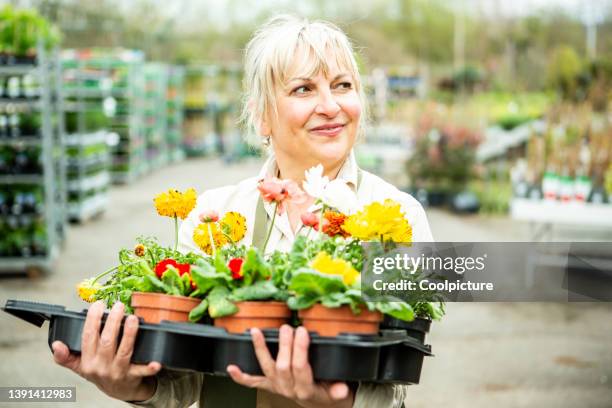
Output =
[
  {"x1": 228, "y1": 257, "x2": 244, "y2": 280},
  {"x1": 155, "y1": 259, "x2": 195, "y2": 291},
  {"x1": 155, "y1": 258, "x2": 191, "y2": 278}
]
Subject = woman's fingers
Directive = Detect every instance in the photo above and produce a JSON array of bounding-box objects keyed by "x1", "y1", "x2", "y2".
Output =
[
  {"x1": 52, "y1": 341, "x2": 81, "y2": 373},
  {"x1": 274, "y1": 325, "x2": 295, "y2": 396},
  {"x1": 114, "y1": 314, "x2": 139, "y2": 370},
  {"x1": 327, "y1": 382, "x2": 350, "y2": 401},
  {"x1": 227, "y1": 365, "x2": 270, "y2": 390},
  {"x1": 250, "y1": 328, "x2": 276, "y2": 378},
  {"x1": 127, "y1": 361, "x2": 162, "y2": 378},
  {"x1": 81, "y1": 301, "x2": 104, "y2": 361},
  {"x1": 98, "y1": 302, "x2": 124, "y2": 360},
  {"x1": 291, "y1": 326, "x2": 314, "y2": 397}
]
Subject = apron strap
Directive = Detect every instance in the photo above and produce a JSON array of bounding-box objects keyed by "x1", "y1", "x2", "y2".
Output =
[{"x1": 252, "y1": 195, "x2": 269, "y2": 250}]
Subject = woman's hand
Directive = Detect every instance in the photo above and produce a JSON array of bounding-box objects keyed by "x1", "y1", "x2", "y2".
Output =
[
  {"x1": 227, "y1": 325, "x2": 354, "y2": 408},
  {"x1": 51, "y1": 301, "x2": 162, "y2": 402}
]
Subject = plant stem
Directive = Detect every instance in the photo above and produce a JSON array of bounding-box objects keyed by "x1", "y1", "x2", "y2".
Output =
[
  {"x1": 207, "y1": 223, "x2": 217, "y2": 257},
  {"x1": 91, "y1": 265, "x2": 119, "y2": 285},
  {"x1": 173, "y1": 216, "x2": 179, "y2": 252},
  {"x1": 262, "y1": 202, "x2": 278, "y2": 254}
]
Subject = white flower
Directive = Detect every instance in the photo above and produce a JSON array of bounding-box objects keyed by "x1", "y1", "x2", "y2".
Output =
[
  {"x1": 303, "y1": 164, "x2": 358, "y2": 214},
  {"x1": 322, "y1": 180, "x2": 358, "y2": 214},
  {"x1": 303, "y1": 164, "x2": 329, "y2": 199}
]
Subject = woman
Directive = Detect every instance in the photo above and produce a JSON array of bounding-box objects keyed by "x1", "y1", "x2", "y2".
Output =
[{"x1": 52, "y1": 15, "x2": 433, "y2": 408}]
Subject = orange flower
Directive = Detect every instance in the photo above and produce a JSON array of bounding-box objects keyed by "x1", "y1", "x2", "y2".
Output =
[{"x1": 323, "y1": 210, "x2": 349, "y2": 238}]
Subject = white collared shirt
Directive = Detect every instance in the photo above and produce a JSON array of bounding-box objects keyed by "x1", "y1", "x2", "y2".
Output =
[{"x1": 178, "y1": 151, "x2": 433, "y2": 255}]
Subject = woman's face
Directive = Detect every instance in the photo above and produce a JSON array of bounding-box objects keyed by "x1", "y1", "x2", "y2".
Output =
[{"x1": 262, "y1": 53, "x2": 362, "y2": 173}]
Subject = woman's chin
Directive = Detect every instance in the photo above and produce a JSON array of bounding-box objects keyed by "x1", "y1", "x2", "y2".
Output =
[{"x1": 308, "y1": 143, "x2": 352, "y2": 165}]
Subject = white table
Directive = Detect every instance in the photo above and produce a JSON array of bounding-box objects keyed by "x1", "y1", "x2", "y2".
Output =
[{"x1": 511, "y1": 198, "x2": 612, "y2": 241}]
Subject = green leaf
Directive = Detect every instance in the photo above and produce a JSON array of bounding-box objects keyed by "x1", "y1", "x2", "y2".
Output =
[
  {"x1": 180, "y1": 273, "x2": 192, "y2": 296},
  {"x1": 213, "y1": 252, "x2": 231, "y2": 275},
  {"x1": 289, "y1": 270, "x2": 346, "y2": 298},
  {"x1": 188, "y1": 299, "x2": 208, "y2": 322},
  {"x1": 287, "y1": 294, "x2": 318, "y2": 310},
  {"x1": 119, "y1": 289, "x2": 133, "y2": 305},
  {"x1": 120, "y1": 276, "x2": 141, "y2": 290},
  {"x1": 189, "y1": 289, "x2": 204, "y2": 298},
  {"x1": 135, "y1": 260, "x2": 156, "y2": 277},
  {"x1": 373, "y1": 301, "x2": 415, "y2": 322},
  {"x1": 161, "y1": 266, "x2": 183, "y2": 296},
  {"x1": 141, "y1": 275, "x2": 167, "y2": 293},
  {"x1": 241, "y1": 247, "x2": 270, "y2": 285},
  {"x1": 191, "y1": 261, "x2": 231, "y2": 293},
  {"x1": 207, "y1": 286, "x2": 238, "y2": 318},
  {"x1": 231, "y1": 280, "x2": 278, "y2": 302},
  {"x1": 320, "y1": 292, "x2": 353, "y2": 308}
]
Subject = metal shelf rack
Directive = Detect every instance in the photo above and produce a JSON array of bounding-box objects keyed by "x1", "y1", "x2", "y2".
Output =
[
  {"x1": 166, "y1": 66, "x2": 185, "y2": 163},
  {"x1": 61, "y1": 54, "x2": 113, "y2": 222},
  {"x1": 0, "y1": 46, "x2": 66, "y2": 275}
]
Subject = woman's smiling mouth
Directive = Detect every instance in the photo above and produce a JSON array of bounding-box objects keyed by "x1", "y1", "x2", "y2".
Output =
[{"x1": 309, "y1": 123, "x2": 346, "y2": 137}]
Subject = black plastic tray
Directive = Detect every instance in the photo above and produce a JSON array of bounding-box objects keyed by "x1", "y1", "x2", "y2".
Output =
[
  {"x1": 3, "y1": 299, "x2": 432, "y2": 384},
  {"x1": 381, "y1": 316, "x2": 432, "y2": 343}
]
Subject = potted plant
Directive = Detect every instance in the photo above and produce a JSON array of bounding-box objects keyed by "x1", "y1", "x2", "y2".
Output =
[
  {"x1": 186, "y1": 246, "x2": 291, "y2": 333},
  {"x1": 76, "y1": 188, "x2": 209, "y2": 323},
  {"x1": 183, "y1": 176, "x2": 308, "y2": 333},
  {"x1": 285, "y1": 170, "x2": 422, "y2": 336}
]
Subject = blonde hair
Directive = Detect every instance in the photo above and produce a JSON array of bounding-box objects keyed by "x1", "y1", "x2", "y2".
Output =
[{"x1": 241, "y1": 14, "x2": 368, "y2": 145}]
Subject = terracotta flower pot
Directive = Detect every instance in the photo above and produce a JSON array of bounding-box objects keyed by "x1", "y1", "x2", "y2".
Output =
[
  {"x1": 131, "y1": 292, "x2": 201, "y2": 324},
  {"x1": 298, "y1": 304, "x2": 382, "y2": 337},
  {"x1": 214, "y1": 301, "x2": 291, "y2": 334}
]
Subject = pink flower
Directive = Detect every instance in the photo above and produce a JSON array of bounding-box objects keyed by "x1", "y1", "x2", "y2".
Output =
[
  {"x1": 257, "y1": 177, "x2": 306, "y2": 214},
  {"x1": 301, "y1": 211, "x2": 319, "y2": 228},
  {"x1": 199, "y1": 209, "x2": 219, "y2": 223}
]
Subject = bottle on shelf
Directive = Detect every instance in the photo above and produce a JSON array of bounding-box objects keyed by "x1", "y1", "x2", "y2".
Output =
[
  {"x1": 559, "y1": 167, "x2": 574, "y2": 203},
  {"x1": 542, "y1": 168, "x2": 560, "y2": 201}
]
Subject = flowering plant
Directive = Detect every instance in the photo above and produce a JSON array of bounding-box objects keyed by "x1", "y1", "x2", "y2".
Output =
[
  {"x1": 185, "y1": 245, "x2": 291, "y2": 321},
  {"x1": 76, "y1": 167, "x2": 445, "y2": 324},
  {"x1": 282, "y1": 198, "x2": 432, "y2": 321},
  {"x1": 76, "y1": 188, "x2": 248, "y2": 318}
]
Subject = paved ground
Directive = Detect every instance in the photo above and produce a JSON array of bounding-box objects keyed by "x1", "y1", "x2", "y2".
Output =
[{"x1": 1, "y1": 157, "x2": 611, "y2": 407}]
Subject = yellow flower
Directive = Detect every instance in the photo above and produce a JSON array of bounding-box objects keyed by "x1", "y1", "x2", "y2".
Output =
[
  {"x1": 193, "y1": 222, "x2": 228, "y2": 255},
  {"x1": 310, "y1": 251, "x2": 360, "y2": 286},
  {"x1": 76, "y1": 279, "x2": 101, "y2": 303},
  {"x1": 153, "y1": 188, "x2": 197, "y2": 220},
  {"x1": 220, "y1": 211, "x2": 247, "y2": 242},
  {"x1": 343, "y1": 199, "x2": 412, "y2": 243}
]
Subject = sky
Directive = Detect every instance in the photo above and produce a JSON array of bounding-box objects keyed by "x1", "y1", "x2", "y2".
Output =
[{"x1": 165, "y1": 0, "x2": 610, "y2": 30}]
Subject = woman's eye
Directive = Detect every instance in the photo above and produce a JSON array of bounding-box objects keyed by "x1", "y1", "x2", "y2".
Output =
[
  {"x1": 292, "y1": 85, "x2": 311, "y2": 95},
  {"x1": 336, "y1": 82, "x2": 353, "y2": 90}
]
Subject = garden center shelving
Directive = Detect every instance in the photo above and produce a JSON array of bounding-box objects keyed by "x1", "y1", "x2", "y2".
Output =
[
  {"x1": 183, "y1": 65, "x2": 223, "y2": 156},
  {"x1": 61, "y1": 54, "x2": 112, "y2": 222},
  {"x1": 62, "y1": 49, "x2": 147, "y2": 184},
  {"x1": 143, "y1": 63, "x2": 168, "y2": 171},
  {"x1": 166, "y1": 66, "x2": 185, "y2": 163},
  {"x1": 0, "y1": 46, "x2": 66, "y2": 275}
]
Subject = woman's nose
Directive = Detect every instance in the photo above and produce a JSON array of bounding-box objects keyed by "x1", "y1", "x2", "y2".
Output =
[{"x1": 314, "y1": 89, "x2": 341, "y2": 117}]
